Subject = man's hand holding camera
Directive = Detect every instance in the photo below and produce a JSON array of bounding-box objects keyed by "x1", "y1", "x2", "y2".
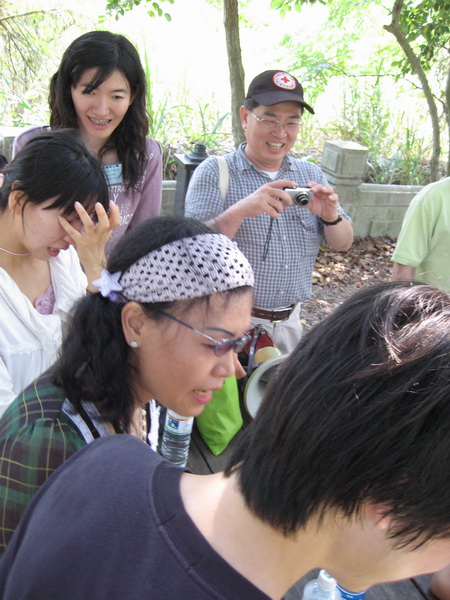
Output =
[
  {"x1": 209, "y1": 179, "x2": 351, "y2": 251},
  {"x1": 210, "y1": 180, "x2": 297, "y2": 238},
  {"x1": 305, "y1": 181, "x2": 340, "y2": 221},
  {"x1": 231, "y1": 179, "x2": 339, "y2": 223},
  {"x1": 234, "y1": 180, "x2": 298, "y2": 220},
  {"x1": 303, "y1": 181, "x2": 353, "y2": 250},
  {"x1": 239, "y1": 180, "x2": 339, "y2": 221}
]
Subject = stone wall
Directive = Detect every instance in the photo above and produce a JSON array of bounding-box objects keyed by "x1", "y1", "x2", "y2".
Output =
[
  {"x1": 320, "y1": 140, "x2": 423, "y2": 238},
  {"x1": 1, "y1": 129, "x2": 423, "y2": 238}
]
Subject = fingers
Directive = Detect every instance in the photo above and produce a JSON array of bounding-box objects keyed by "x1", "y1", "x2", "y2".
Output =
[
  {"x1": 307, "y1": 181, "x2": 337, "y2": 200},
  {"x1": 270, "y1": 179, "x2": 298, "y2": 190},
  {"x1": 89, "y1": 201, "x2": 121, "y2": 230},
  {"x1": 269, "y1": 180, "x2": 302, "y2": 208},
  {"x1": 57, "y1": 215, "x2": 77, "y2": 242},
  {"x1": 239, "y1": 180, "x2": 304, "y2": 219},
  {"x1": 74, "y1": 200, "x2": 121, "y2": 232},
  {"x1": 74, "y1": 201, "x2": 96, "y2": 231},
  {"x1": 264, "y1": 181, "x2": 297, "y2": 211},
  {"x1": 107, "y1": 201, "x2": 121, "y2": 229},
  {"x1": 305, "y1": 181, "x2": 339, "y2": 219}
]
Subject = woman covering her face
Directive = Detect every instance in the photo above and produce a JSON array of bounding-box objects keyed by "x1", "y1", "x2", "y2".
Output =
[
  {"x1": 0, "y1": 215, "x2": 254, "y2": 556},
  {"x1": 0, "y1": 130, "x2": 119, "y2": 414},
  {"x1": 13, "y1": 30, "x2": 162, "y2": 255}
]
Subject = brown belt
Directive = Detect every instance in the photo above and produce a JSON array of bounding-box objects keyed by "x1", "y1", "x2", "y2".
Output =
[{"x1": 251, "y1": 304, "x2": 296, "y2": 323}]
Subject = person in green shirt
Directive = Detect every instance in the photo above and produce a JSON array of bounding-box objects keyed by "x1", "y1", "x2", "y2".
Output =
[{"x1": 392, "y1": 176, "x2": 450, "y2": 292}]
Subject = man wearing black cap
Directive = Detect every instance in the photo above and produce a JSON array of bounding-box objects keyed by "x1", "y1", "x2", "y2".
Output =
[{"x1": 185, "y1": 70, "x2": 353, "y2": 352}]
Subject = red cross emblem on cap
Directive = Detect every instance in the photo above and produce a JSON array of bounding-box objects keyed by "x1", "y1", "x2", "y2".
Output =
[{"x1": 273, "y1": 72, "x2": 297, "y2": 90}]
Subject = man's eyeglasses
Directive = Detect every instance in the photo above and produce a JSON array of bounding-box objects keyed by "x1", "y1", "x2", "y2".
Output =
[
  {"x1": 155, "y1": 309, "x2": 250, "y2": 357},
  {"x1": 249, "y1": 110, "x2": 301, "y2": 133}
]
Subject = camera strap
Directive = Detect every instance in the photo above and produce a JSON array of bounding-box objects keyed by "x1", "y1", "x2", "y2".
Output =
[{"x1": 216, "y1": 156, "x2": 229, "y2": 201}]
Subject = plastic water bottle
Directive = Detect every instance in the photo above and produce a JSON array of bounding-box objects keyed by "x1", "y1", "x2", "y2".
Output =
[
  {"x1": 302, "y1": 570, "x2": 342, "y2": 600},
  {"x1": 159, "y1": 409, "x2": 193, "y2": 467},
  {"x1": 335, "y1": 584, "x2": 366, "y2": 600}
]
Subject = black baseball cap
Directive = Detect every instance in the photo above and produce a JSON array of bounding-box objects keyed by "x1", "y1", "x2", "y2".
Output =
[{"x1": 246, "y1": 70, "x2": 315, "y2": 114}]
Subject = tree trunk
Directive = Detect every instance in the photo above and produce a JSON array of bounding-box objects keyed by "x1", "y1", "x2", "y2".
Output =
[
  {"x1": 445, "y1": 65, "x2": 450, "y2": 177},
  {"x1": 223, "y1": 0, "x2": 246, "y2": 148},
  {"x1": 384, "y1": 0, "x2": 440, "y2": 181}
]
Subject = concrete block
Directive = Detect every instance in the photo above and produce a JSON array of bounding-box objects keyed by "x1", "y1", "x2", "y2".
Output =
[
  {"x1": 321, "y1": 140, "x2": 369, "y2": 180},
  {"x1": 161, "y1": 180, "x2": 176, "y2": 216}
]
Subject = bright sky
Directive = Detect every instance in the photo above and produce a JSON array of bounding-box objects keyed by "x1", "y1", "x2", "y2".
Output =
[{"x1": 50, "y1": 0, "x2": 330, "y2": 112}]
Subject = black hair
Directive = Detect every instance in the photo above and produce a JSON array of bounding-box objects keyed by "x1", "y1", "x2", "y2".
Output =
[
  {"x1": 225, "y1": 281, "x2": 450, "y2": 549},
  {"x1": 0, "y1": 130, "x2": 108, "y2": 216},
  {"x1": 51, "y1": 216, "x2": 251, "y2": 433},
  {"x1": 49, "y1": 31, "x2": 149, "y2": 191}
]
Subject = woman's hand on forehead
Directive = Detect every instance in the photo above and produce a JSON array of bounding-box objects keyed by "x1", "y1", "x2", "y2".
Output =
[{"x1": 59, "y1": 200, "x2": 120, "y2": 288}]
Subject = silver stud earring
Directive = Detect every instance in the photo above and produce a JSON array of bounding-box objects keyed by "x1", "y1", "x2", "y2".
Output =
[{"x1": 129, "y1": 340, "x2": 139, "y2": 348}]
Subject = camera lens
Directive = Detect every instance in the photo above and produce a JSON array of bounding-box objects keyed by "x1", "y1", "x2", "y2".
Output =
[{"x1": 294, "y1": 192, "x2": 311, "y2": 206}]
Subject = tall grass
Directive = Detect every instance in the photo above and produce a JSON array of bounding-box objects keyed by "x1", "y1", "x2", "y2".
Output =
[
  {"x1": 318, "y1": 72, "x2": 439, "y2": 185},
  {"x1": 143, "y1": 49, "x2": 233, "y2": 178}
]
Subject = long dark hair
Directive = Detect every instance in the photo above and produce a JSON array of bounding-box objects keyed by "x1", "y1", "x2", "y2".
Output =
[
  {"x1": 0, "y1": 129, "x2": 109, "y2": 215},
  {"x1": 51, "y1": 216, "x2": 250, "y2": 434},
  {"x1": 49, "y1": 31, "x2": 149, "y2": 191}
]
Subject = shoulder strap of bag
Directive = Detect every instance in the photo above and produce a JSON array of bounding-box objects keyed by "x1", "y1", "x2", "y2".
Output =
[{"x1": 216, "y1": 155, "x2": 229, "y2": 201}]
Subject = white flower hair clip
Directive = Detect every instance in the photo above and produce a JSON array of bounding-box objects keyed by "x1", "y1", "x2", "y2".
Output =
[{"x1": 92, "y1": 269, "x2": 123, "y2": 301}]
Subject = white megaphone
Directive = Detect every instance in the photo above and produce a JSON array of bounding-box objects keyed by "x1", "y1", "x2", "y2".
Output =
[{"x1": 244, "y1": 346, "x2": 287, "y2": 419}]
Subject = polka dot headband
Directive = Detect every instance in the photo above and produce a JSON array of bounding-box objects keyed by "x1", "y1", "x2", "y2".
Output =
[{"x1": 93, "y1": 233, "x2": 254, "y2": 303}]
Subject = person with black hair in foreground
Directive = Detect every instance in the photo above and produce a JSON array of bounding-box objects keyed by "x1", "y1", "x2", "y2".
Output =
[{"x1": 1, "y1": 281, "x2": 450, "y2": 600}]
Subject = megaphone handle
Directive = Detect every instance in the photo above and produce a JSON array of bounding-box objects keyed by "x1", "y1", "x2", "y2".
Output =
[{"x1": 247, "y1": 325, "x2": 263, "y2": 374}]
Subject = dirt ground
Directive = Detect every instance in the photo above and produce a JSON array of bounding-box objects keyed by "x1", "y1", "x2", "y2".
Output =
[{"x1": 301, "y1": 236, "x2": 396, "y2": 330}]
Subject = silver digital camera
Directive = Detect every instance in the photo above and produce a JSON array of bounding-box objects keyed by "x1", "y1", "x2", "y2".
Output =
[{"x1": 282, "y1": 187, "x2": 313, "y2": 207}]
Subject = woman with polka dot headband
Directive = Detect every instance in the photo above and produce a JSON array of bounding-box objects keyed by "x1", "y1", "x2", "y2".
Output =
[{"x1": 0, "y1": 215, "x2": 254, "y2": 555}]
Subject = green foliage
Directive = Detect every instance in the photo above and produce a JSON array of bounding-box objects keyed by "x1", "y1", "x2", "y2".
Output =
[
  {"x1": 105, "y1": 0, "x2": 174, "y2": 21},
  {"x1": 0, "y1": 3, "x2": 81, "y2": 126},
  {"x1": 273, "y1": 0, "x2": 449, "y2": 78},
  {"x1": 326, "y1": 70, "x2": 391, "y2": 151},
  {"x1": 366, "y1": 125, "x2": 433, "y2": 185},
  {"x1": 390, "y1": 0, "x2": 450, "y2": 75},
  {"x1": 0, "y1": 75, "x2": 48, "y2": 126},
  {"x1": 152, "y1": 103, "x2": 233, "y2": 180},
  {"x1": 170, "y1": 103, "x2": 231, "y2": 149},
  {"x1": 312, "y1": 67, "x2": 436, "y2": 185},
  {"x1": 143, "y1": 44, "x2": 233, "y2": 179},
  {"x1": 280, "y1": 36, "x2": 354, "y2": 104},
  {"x1": 1, "y1": 0, "x2": 444, "y2": 185},
  {"x1": 271, "y1": 0, "x2": 325, "y2": 18},
  {"x1": 270, "y1": 0, "x2": 448, "y2": 181}
]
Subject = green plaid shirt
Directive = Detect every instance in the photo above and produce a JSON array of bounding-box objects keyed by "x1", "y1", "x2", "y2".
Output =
[{"x1": 0, "y1": 372, "x2": 86, "y2": 554}]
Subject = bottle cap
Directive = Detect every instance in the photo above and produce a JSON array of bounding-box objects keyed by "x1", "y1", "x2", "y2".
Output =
[{"x1": 318, "y1": 570, "x2": 338, "y2": 592}]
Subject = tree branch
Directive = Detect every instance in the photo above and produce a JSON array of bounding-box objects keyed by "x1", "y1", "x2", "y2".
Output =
[
  {"x1": 384, "y1": 0, "x2": 440, "y2": 180},
  {"x1": 0, "y1": 9, "x2": 62, "y2": 23}
]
